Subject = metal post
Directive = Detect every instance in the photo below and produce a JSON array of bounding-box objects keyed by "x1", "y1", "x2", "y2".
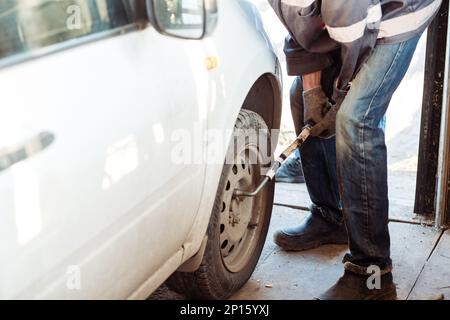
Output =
[
  {"x1": 415, "y1": 2, "x2": 449, "y2": 217},
  {"x1": 435, "y1": 8, "x2": 450, "y2": 228}
]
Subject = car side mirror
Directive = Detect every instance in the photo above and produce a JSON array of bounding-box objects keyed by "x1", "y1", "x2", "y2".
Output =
[{"x1": 147, "y1": 0, "x2": 218, "y2": 40}]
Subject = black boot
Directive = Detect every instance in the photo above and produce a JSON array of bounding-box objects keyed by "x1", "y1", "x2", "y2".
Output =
[
  {"x1": 273, "y1": 210, "x2": 347, "y2": 251},
  {"x1": 317, "y1": 269, "x2": 397, "y2": 300}
]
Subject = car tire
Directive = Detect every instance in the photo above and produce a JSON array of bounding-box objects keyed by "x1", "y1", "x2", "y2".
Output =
[{"x1": 166, "y1": 109, "x2": 275, "y2": 299}]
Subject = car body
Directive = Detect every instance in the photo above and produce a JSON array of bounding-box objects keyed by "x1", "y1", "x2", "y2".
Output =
[{"x1": 0, "y1": 0, "x2": 282, "y2": 299}]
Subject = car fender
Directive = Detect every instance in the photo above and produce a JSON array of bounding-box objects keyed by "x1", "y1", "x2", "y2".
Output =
[
  {"x1": 181, "y1": 67, "x2": 282, "y2": 266},
  {"x1": 177, "y1": 0, "x2": 283, "y2": 269}
]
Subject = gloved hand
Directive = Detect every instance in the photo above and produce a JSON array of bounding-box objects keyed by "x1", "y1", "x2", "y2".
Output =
[
  {"x1": 308, "y1": 105, "x2": 337, "y2": 138},
  {"x1": 302, "y1": 86, "x2": 336, "y2": 138}
]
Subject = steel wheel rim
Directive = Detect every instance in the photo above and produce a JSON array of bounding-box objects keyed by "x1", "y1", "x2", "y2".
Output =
[{"x1": 219, "y1": 145, "x2": 267, "y2": 273}]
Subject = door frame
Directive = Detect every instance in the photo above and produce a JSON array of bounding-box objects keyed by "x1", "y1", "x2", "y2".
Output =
[{"x1": 415, "y1": 1, "x2": 450, "y2": 227}]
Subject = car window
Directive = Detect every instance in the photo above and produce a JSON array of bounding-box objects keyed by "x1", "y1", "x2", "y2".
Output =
[{"x1": 0, "y1": 0, "x2": 137, "y2": 61}]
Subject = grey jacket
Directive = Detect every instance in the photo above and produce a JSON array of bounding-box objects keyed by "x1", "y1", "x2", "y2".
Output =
[{"x1": 269, "y1": 0, "x2": 442, "y2": 105}]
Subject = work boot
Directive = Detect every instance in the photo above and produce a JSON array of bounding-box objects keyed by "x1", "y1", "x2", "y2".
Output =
[
  {"x1": 273, "y1": 210, "x2": 347, "y2": 251},
  {"x1": 317, "y1": 267, "x2": 397, "y2": 300}
]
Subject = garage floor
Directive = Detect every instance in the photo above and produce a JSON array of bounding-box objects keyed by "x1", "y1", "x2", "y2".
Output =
[
  {"x1": 230, "y1": 202, "x2": 449, "y2": 300},
  {"x1": 150, "y1": 183, "x2": 450, "y2": 300}
]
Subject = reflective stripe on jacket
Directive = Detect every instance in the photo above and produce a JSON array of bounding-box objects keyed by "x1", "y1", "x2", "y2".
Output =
[{"x1": 269, "y1": 0, "x2": 442, "y2": 105}]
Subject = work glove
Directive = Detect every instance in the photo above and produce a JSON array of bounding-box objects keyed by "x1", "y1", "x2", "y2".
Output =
[
  {"x1": 308, "y1": 105, "x2": 337, "y2": 138},
  {"x1": 302, "y1": 86, "x2": 336, "y2": 139}
]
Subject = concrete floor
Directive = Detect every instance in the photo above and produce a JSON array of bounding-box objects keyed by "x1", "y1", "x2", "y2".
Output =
[
  {"x1": 231, "y1": 200, "x2": 448, "y2": 300},
  {"x1": 151, "y1": 183, "x2": 450, "y2": 300}
]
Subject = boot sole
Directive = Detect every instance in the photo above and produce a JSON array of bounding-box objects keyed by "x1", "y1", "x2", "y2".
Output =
[
  {"x1": 314, "y1": 291, "x2": 397, "y2": 300},
  {"x1": 274, "y1": 235, "x2": 348, "y2": 252},
  {"x1": 368, "y1": 288, "x2": 398, "y2": 300}
]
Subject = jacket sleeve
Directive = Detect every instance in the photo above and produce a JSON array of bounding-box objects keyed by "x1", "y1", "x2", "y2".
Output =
[
  {"x1": 269, "y1": 0, "x2": 337, "y2": 52},
  {"x1": 283, "y1": 35, "x2": 335, "y2": 76},
  {"x1": 321, "y1": 0, "x2": 381, "y2": 106},
  {"x1": 269, "y1": 0, "x2": 337, "y2": 75}
]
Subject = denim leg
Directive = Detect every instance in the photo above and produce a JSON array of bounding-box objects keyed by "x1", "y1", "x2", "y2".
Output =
[
  {"x1": 336, "y1": 36, "x2": 421, "y2": 268},
  {"x1": 294, "y1": 147, "x2": 301, "y2": 159},
  {"x1": 301, "y1": 136, "x2": 343, "y2": 225},
  {"x1": 290, "y1": 76, "x2": 342, "y2": 225}
]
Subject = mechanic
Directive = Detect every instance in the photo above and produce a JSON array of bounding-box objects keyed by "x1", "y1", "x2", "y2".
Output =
[{"x1": 268, "y1": 0, "x2": 442, "y2": 300}]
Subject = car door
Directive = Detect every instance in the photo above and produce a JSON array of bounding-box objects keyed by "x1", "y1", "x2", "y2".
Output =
[{"x1": 0, "y1": 0, "x2": 208, "y2": 299}]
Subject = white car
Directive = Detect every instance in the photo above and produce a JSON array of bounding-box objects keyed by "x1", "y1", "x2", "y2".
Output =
[{"x1": 0, "y1": 0, "x2": 282, "y2": 299}]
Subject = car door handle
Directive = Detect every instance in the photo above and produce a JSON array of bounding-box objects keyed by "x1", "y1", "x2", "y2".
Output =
[{"x1": 0, "y1": 131, "x2": 55, "y2": 172}]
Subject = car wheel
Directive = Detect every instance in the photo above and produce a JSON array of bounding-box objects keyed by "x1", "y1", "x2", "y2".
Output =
[{"x1": 167, "y1": 109, "x2": 275, "y2": 299}]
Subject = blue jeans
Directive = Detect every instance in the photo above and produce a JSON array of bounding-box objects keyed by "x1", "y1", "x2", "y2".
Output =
[{"x1": 295, "y1": 36, "x2": 421, "y2": 268}]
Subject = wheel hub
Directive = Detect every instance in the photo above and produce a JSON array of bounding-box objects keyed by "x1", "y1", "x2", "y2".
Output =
[{"x1": 227, "y1": 196, "x2": 251, "y2": 242}]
